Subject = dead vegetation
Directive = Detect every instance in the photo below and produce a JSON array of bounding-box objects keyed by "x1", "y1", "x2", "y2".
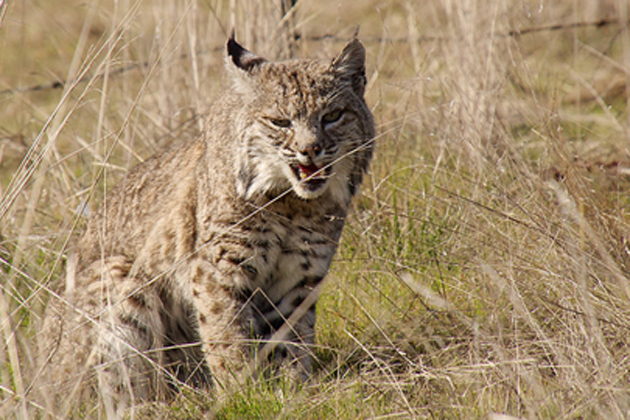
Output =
[{"x1": 2, "y1": 0, "x2": 630, "y2": 418}]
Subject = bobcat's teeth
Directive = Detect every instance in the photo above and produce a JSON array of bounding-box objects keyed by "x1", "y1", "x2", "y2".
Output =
[{"x1": 299, "y1": 171, "x2": 308, "y2": 180}]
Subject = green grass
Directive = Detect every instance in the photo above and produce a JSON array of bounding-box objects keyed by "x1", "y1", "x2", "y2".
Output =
[{"x1": 3, "y1": 0, "x2": 630, "y2": 418}]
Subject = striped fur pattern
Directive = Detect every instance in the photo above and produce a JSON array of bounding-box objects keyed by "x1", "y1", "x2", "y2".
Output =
[{"x1": 39, "y1": 35, "x2": 375, "y2": 407}]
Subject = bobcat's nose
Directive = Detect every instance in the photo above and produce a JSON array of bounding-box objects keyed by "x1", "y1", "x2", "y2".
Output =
[{"x1": 297, "y1": 142, "x2": 323, "y2": 164}]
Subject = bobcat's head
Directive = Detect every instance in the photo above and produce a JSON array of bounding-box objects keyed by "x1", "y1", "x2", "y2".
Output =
[{"x1": 226, "y1": 35, "x2": 375, "y2": 204}]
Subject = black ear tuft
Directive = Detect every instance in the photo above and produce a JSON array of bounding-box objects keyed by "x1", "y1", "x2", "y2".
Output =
[{"x1": 227, "y1": 33, "x2": 266, "y2": 72}]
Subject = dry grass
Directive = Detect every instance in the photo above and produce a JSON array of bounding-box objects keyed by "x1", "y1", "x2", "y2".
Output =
[{"x1": 2, "y1": 0, "x2": 630, "y2": 418}]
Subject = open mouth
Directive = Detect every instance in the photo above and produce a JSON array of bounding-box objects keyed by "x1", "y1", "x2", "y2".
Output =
[{"x1": 293, "y1": 163, "x2": 332, "y2": 190}]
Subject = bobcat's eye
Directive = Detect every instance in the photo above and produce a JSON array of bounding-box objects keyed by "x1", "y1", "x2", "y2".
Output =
[
  {"x1": 322, "y1": 110, "x2": 343, "y2": 124},
  {"x1": 269, "y1": 118, "x2": 291, "y2": 128}
]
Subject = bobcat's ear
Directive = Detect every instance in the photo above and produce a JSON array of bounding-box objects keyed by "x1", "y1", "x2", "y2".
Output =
[
  {"x1": 226, "y1": 33, "x2": 266, "y2": 73},
  {"x1": 330, "y1": 38, "x2": 367, "y2": 97},
  {"x1": 226, "y1": 32, "x2": 266, "y2": 94}
]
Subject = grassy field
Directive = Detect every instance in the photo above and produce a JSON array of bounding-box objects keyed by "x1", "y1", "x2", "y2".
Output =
[{"x1": 2, "y1": 0, "x2": 630, "y2": 418}]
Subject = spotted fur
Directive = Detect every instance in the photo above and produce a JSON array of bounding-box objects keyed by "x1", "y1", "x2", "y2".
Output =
[{"x1": 39, "y1": 35, "x2": 375, "y2": 408}]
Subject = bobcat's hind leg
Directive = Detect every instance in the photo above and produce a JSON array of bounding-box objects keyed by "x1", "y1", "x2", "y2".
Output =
[{"x1": 84, "y1": 262, "x2": 170, "y2": 408}]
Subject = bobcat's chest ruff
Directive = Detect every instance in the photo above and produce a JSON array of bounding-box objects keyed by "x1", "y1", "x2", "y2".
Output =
[{"x1": 201, "y1": 197, "x2": 344, "y2": 305}]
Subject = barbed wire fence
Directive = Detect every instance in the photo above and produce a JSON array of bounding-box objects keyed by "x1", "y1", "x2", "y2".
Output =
[{"x1": 1, "y1": 17, "x2": 628, "y2": 98}]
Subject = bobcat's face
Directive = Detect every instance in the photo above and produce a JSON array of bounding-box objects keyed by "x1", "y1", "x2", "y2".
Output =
[
  {"x1": 264, "y1": 103, "x2": 345, "y2": 200},
  {"x1": 228, "y1": 38, "x2": 375, "y2": 203},
  {"x1": 251, "y1": 74, "x2": 369, "y2": 201}
]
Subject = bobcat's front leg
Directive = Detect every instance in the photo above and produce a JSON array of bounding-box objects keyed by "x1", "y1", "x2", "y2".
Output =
[
  {"x1": 185, "y1": 258, "x2": 254, "y2": 388},
  {"x1": 256, "y1": 282, "x2": 320, "y2": 381}
]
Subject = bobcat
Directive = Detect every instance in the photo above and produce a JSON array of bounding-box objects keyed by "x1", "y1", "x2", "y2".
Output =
[{"x1": 39, "y1": 34, "x2": 375, "y2": 407}]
